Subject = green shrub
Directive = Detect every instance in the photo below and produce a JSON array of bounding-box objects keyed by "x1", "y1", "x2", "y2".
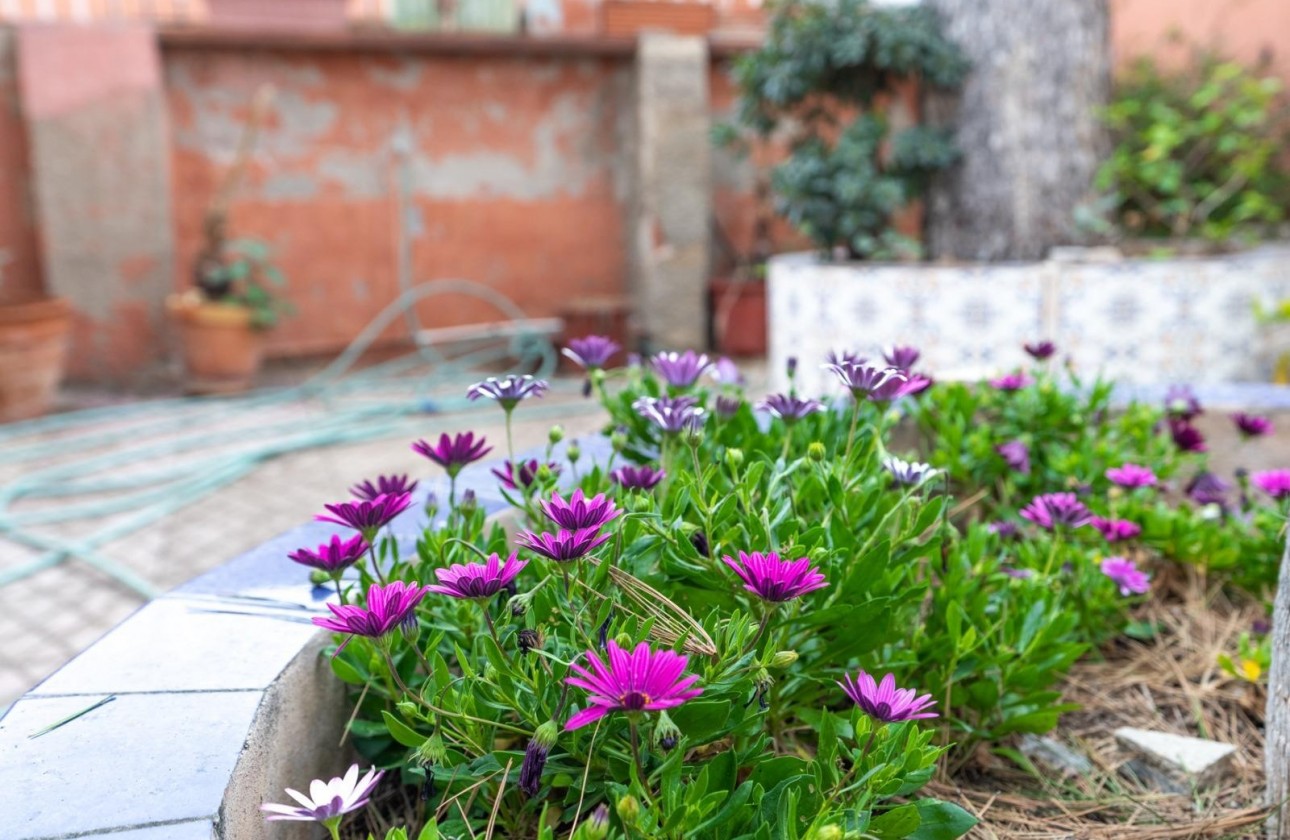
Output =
[{"x1": 1095, "y1": 56, "x2": 1290, "y2": 243}]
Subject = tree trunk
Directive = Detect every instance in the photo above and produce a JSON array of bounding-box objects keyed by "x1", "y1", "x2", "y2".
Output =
[
  {"x1": 923, "y1": 0, "x2": 1112, "y2": 262},
  {"x1": 1267, "y1": 536, "x2": 1290, "y2": 839}
]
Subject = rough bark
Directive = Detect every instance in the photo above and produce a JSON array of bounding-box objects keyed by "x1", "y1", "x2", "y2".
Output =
[
  {"x1": 1267, "y1": 536, "x2": 1290, "y2": 839},
  {"x1": 923, "y1": 0, "x2": 1112, "y2": 262}
]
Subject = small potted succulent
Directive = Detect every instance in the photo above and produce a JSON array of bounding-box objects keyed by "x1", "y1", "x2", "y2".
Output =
[{"x1": 167, "y1": 219, "x2": 291, "y2": 395}]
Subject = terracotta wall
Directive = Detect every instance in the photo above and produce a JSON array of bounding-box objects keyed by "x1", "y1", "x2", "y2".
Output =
[
  {"x1": 0, "y1": 28, "x2": 40, "y2": 305},
  {"x1": 165, "y1": 46, "x2": 635, "y2": 357},
  {"x1": 1110, "y1": 0, "x2": 1290, "y2": 86}
]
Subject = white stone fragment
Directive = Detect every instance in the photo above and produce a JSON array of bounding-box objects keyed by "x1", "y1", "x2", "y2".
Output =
[
  {"x1": 1113, "y1": 727, "x2": 1236, "y2": 787},
  {"x1": 1018, "y1": 734, "x2": 1093, "y2": 777}
]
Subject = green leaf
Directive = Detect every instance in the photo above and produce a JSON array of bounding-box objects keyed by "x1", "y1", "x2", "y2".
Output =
[
  {"x1": 909, "y1": 799, "x2": 978, "y2": 839},
  {"x1": 381, "y1": 710, "x2": 428, "y2": 748},
  {"x1": 869, "y1": 803, "x2": 921, "y2": 837}
]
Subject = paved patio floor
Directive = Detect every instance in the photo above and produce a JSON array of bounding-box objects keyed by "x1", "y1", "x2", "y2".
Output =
[{"x1": 0, "y1": 380, "x2": 608, "y2": 706}]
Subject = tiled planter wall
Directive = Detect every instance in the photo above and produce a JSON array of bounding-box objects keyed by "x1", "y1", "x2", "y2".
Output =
[
  {"x1": 768, "y1": 245, "x2": 1290, "y2": 397},
  {"x1": 0, "y1": 439, "x2": 601, "y2": 840}
]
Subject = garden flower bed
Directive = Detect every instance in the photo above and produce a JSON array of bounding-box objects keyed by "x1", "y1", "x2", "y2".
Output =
[{"x1": 253, "y1": 339, "x2": 1284, "y2": 839}]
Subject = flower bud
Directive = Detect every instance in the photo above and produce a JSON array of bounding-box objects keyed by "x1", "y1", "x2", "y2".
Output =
[
  {"x1": 584, "y1": 804, "x2": 610, "y2": 840},
  {"x1": 808, "y1": 441, "x2": 826, "y2": 462},
  {"x1": 653, "y1": 709, "x2": 681, "y2": 753},
  {"x1": 309, "y1": 569, "x2": 331, "y2": 586},
  {"x1": 536, "y1": 464, "x2": 554, "y2": 483},
  {"x1": 754, "y1": 667, "x2": 774, "y2": 693},
  {"x1": 814, "y1": 826, "x2": 843, "y2": 840},
  {"x1": 725, "y1": 448, "x2": 744, "y2": 470},
  {"x1": 631, "y1": 493, "x2": 653, "y2": 513},
  {"x1": 769, "y1": 650, "x2": 799, "y2": 669},
  {"x1": 423, "y1": 491, "x2": 439, "y2": 520},
  {"x1": 520, "y1": 722, "x2": 557, "y2": 798},
  {"x1": 616, "y1": 794, "x2": 641, "y2": 824},
  {"x1": 459, "y1": 489, "x2": 478, "y2": 515},
  {"x1": 509, "y1": 591, "x2": 531, "y2": 617},
  {"x1": 518, "y1": 627, "x2": 542, "y2": 655},
  {"x1": 549, "y1": 425, "x2": 565, "y2": 445},
  {"x1": 690, "y1": 530, "x2": 710, "y2": 558},
  {"x1": 396, "y1": 700, "x2": 420, "y2": 720},
  {"x1": 611, "y1": 430, "x2": 628, "y2": 452},
  {"x1": 399, "y1": 614, "x2": 420, "y2": 646},
  {"x1": 787, "y1": 356, "x2": 799, "y2": 379},
  {"x1": 614, "y1": 632, "x2": 633, "y2": 650},
  {"x1": 416, "y1": 732, "x2": 447, "y2": 766},
  {"x1": 567, "y1": 442, "x2": 582, "y2": 464}
]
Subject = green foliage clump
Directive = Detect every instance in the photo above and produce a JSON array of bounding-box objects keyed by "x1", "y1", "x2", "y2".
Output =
[
  {"x1": 724, "y1": 0, "x2": 967, "y2": 259},
  {"x1": 1095, "y1": 56, "x2": 1290, "y2": 243},
  {"x1": 196, "y1": 237, "x2": 293, "y2": 330}
]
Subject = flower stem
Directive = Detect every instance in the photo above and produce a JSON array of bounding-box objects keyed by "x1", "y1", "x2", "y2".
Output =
[
  {"x1": 332, "y1": 576, "x2": 346, "y2": 606},
  {"x1": 505, "y1": 409, "x2": 515, "y2": 466},
  {"x1": 366, "y1": 542, "x2": 387, "y2": 586},
  {"x1": 842, "y1": 398, "x2": 862, "y2": 464},
  {"x1": 382, "y1": 648, "x2": 414, "y2": 698},
  {"x1": 629, "y1": 718, "x2": 658, "y2": 811}
]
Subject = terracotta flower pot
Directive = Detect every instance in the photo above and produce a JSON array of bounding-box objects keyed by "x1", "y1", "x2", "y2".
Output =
[
  {"x1": 168, "y1": 294, "x2": 265, "y2": 395},
  {"x1": 710, "y1": 277, "x2": 767, "y2": 357},
  {"x1": 0, "y1": 296, "x2": 71, "y2": 423}
]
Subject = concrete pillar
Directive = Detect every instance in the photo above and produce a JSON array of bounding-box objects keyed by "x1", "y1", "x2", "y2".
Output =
[
  {"x1": 630, "y1": 33, "x2": 712, "y2": 352},
  {"x1": 16, "y1": 23, "x2": 174, "y2": 385}
]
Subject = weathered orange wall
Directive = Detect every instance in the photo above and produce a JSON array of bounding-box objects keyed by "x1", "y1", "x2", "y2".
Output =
[
  {"x1": 1111, "y1": 0, "x2": 1290, "y2": 85},
  {"x1": 164, "y1": 46, "x2": 633, "y2": 358},
  {"x1": 0, "y1": 29, "x2": 41, "y2": 305}
]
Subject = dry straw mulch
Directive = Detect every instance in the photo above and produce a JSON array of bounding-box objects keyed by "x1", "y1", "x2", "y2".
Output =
[{"x1": 935, "y1": 566, "x2": 1271, "y2": 839}]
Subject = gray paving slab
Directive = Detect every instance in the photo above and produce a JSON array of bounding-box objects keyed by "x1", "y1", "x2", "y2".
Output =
[{"x1": 0, "y1": 691, "x2": 261, "y2": 838}]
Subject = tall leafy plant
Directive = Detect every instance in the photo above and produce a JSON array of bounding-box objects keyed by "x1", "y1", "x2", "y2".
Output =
[{"x1": 722, "y1": 0, "x2": 967, "y2": 259}]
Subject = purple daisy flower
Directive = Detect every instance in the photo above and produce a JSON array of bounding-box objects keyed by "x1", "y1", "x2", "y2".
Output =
[
  {"x1": 633, "y1": 395, "x2": 707, "y2": 434},
  {"x1": 651, "y1": 350, "x2": 714, "y2": 388},
  {"x1": 756, "y1": 393, "x2": 824, "y2": 423},
  {"x1": 516, "y1": 527, "x2": 612, "y2": 562},
  {"x1": 1001, "y1": 566, "x2": 1034, "y2": 579},
  {"x1": 312, "y1": 580, "x2": 430, "y2": 650},
  {"x1": 715, "y1": 394, "x2": 742, "y2": 417},
  {"x1": 412, "y1": 432, "x2": 492, "y2": 476},
  {"x1": 990, "y1": 371, "x2": 1032, "y2": 391},
  {"x1": 1106, "y1": 463, "x2": 1157, "y2": 488},
  {"x1": 1165, "y1": 385, "x2": 1202, "y2": 420},
  {"x1": 562, "y1": 335, "x2": 621, "y2": 370},
  {"x1": 610, "y1": 464, "x2": 666, "y2": 490},
  {"x1": 564, "y1": 640, "x2": 703, "y2": 730},
  {"x1": 428, "y1": 552, "x2": 527, "y2": 600},
  {"x1": 492, "y1": 459, "x2": 562, "y2": 490},
  {"x1": 824, "y1": 360, "x2": 909, "y2": 401},
  {"x1": 261, "y1": 764, "x2": 383, "y2": 826},
  {"x1": 350, "y1": 474, "x2": 417, "y2": 502},
  {"x1": 1024, "y1": 340, "x2": 1056, "y2": 360},
  {"x1": 838, "y1": 670, "x2": 938, "y2": 723},
  {"x1": 901, "y1": 373, "x2": 934, "y2": 396},
  {"x1": 288, "y1": 534, "x2": 369, "y2": 575},
  {"x1": 1101, "y1": 556, "x2": 1151, "y2": 596},
  {"x1": 1233, "y1": 413, "x2": 1273, "y2": 439},
  {"x1": 1090, "y1": 516, "x2": 1142, "y2": 543},
  {"x1": 988, "y1": 520, "x2": 1021, "y2": 540},
  {"x1": 540, "y1": 489, "x2": 621, "y2": 530},
  {"x1": 882, "y1": 456, "x2": 939, "y2": 488},
  {"x1": 317, "y1": 492, "x2": 413, "y2": 536},
  {"x1": 1253, "y1": 469, "x2": 1290, "y2": 501},
  {"x1": 1019, "y1": 492, "x2": 1092, "y2": 530},
  {"x1": 1186, "y1": 471, "x2": 1230, "y2": 506},
  {"x1": 722, "y1": 550, "x2": 828, "y2": 602},
  {"x1": 1169, "y1": 419, "x2": 1207, "y2": 453},
  {"x1": 710, "y1": 356, "x2": 745, "y2": 386},
  {"x1": 882, "y1": 345, "x2": 920, "y2": 371},
  {"x1": 467, "y1": 375, "x2": 549, "y2": 411},
  {"x1": 996, "y1": 440, "x2": 1031, "y2": 475},
  {"x1": 825, "y1": 349, "x2": 866, "y2": 367}
]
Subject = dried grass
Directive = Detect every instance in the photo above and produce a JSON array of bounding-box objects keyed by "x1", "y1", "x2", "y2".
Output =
[{"x1": 935, "y1": 565, "x2": 1271, "y2": 839}]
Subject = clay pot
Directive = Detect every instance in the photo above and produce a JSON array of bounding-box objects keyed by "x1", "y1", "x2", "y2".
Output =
[
  {"x1": 168, "y1": 294, "x2": 265, "y2": 395},
  {"x1": 0, "y1": 297, "x2": 71, "y2": 423},
  {"x1": 710, "y1": 276, "x2": 767, "y2": 357}
]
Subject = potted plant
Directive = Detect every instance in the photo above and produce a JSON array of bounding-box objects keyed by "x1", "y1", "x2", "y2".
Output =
[
  {"x1": 168, "y1": 227, "x2": 291, "y2": 395},
  {"x1": 0, "y1": 277, "x2": 71, "y2": 423},
  {"x1": 709, "y1": 181, "x2": 773, "y2": 357}
]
